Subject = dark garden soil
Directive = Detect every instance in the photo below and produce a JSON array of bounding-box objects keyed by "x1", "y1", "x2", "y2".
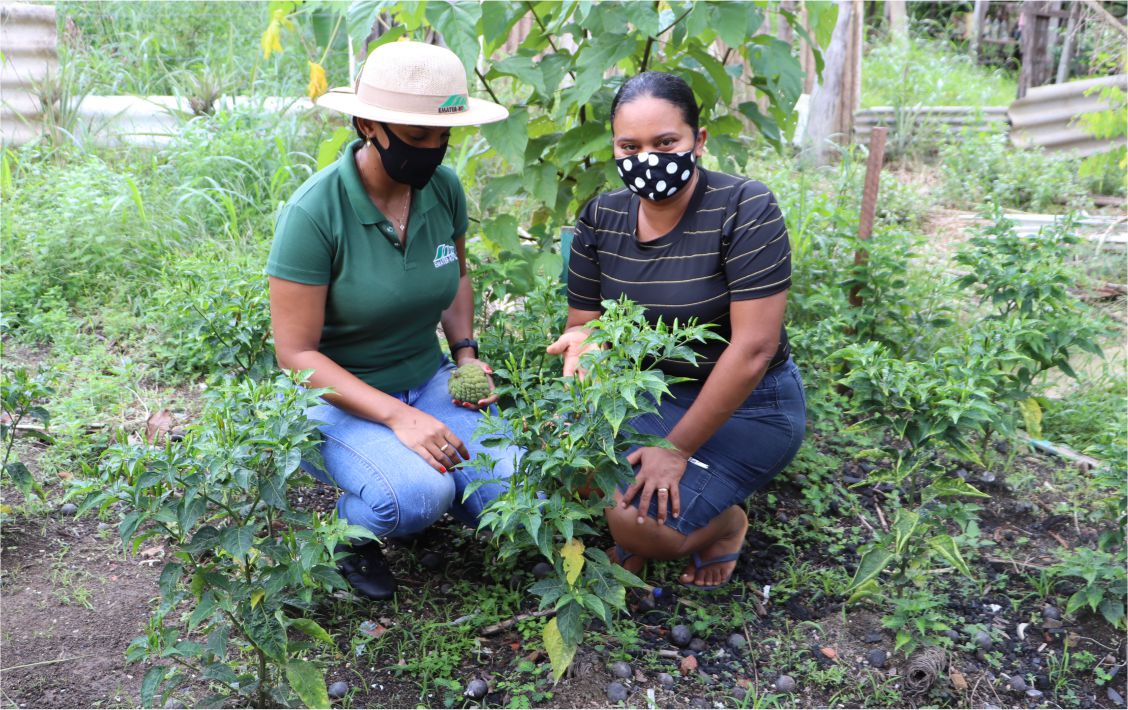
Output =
[{"x1": 3, "y1": 433, "x2": 1125, "y2": 709}]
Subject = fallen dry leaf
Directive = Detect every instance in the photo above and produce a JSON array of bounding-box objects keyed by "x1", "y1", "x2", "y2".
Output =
[
  {"x1": 950, "y1": 668, "x2": 968, "y2": 693},
  {"x1": 524, "y1": 649, "x2": 545, "y2": 663},
  {"x1": 820, "y1": 646, "x2": 837, "y2": 660},
  {"x1": 56, "y1": 470, "x2": 74, "y2": 480},
  {"x1": 139, "y1": 545, "x2": 164, "y2": 558},
  {"x1": 679, "y1": 655, "x2": 698, "y2": 675},
  {"x1": 145, "y1": 409, "x2": 176, "y2": 444}
]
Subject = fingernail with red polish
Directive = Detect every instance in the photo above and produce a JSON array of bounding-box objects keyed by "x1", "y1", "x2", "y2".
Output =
[{"x1": 440, "y1": 466, "x2": 447, "y2": 473}]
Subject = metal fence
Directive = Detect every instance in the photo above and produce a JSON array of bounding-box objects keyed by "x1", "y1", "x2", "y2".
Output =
[
  {"x1": 0, "y1": 2, "x2": 57, "y2": 146},
  {"x1": 854, "y1": 106, "x2": 1009, "y2": 144},
  {"x1": 1008, "y1": 74, "x2": 1128, "y2": 156}
]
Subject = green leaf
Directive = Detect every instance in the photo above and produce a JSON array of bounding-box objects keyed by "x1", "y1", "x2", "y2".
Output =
[
  {"x1": 220, "y1": 525, "x2": 255, "y2": 561},
  {"x1": 555, "y1": 122, "x2": 609, "y2": 164},
  {"x1": 804, "y1": 0, "x2": 841, "y2": 48},
  {"x1": 480, "y1": 106, "x2": 529, "y2": 165},
  {"x1": 527, "y1": 162, "x2": 559, "y2": 209},
  {"x1": 159, "y1": 563, "x2": 183, "y2": 603},
  {"x1": 543, "y1": 617, "x2": 578, "y2": 682},
  {"x1": 246, "y1": 605, "x2": 288, "y2": 663},
  {"x1": 555, "y1": 599, "x2": 584, "y2": 646},
  {"x1": 492, "y1": 55, "x2": 546, "y2": 97},
  {"x1": 259, "y1": 471, "x2": 289, "y2": 510},
  {"x1": 286, "y1": 658, "x2": 330, "y2": 709},
  {"x1": 289, "y1": 617, "x2": 334, "y2": 645},
  {"x1": 572, "y1": 34, "x2": 635, "y2": 109},
  {"x1": 119, "y1": 510, "x2": 145, "y2": 545},
  {"x1": 188, "y1": 591, "x2": 218, "y2": 632},
  {"x1": 923, "y1": 477, "x2": 991, "y2": 501},
  {"x1": 622, "y1": 0, "x2": 660, "y2": 36},
  {"x1": 715, "y1": 2, "x2": 761, "y2": 49},
  {"x1": 317, "y1": 127, "x2": 353, "y2": 171},
  {"x1": 425, "y1": 1, "x2": 482, "y2": 73},
  {"x1": 847, "y1": 547, "x2": 895, "y2": 593},
  {"x1": 927, "y1": 534, "x2": 973, "y2": 578},
  {"x1": 891, "y1": 510, "x2": 920, "y2": 556},
  {"x1": 481, "y1": 214, "x2": 521, "y2": 253},
  {"x1": 140, "y1": 665, "x2": 167, "y2": 708},
  {"x1": 183, "y1": 525, "x2": 221, "y2": 554},
  {"x1": 480, "y1": 174, "x2": 524, "y2": 213}
]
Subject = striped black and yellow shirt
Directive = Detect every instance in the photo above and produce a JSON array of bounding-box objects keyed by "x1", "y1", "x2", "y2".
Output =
[{"x1": 567, "y1": 168, "x2": 791, "y2": 381}]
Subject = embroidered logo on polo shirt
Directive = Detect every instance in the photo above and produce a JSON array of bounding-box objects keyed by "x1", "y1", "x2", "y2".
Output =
[
  {"x1": 433, "y1": 243, "x2": 457, "y2": 268},
  {"x1": 438, "y1": 94, "x2": 468, "y2": 114}
]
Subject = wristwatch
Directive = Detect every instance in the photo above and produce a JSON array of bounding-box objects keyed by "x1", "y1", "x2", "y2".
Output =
[{"x1": 450, "y1": 338, "x2": 479, "y2": 359}]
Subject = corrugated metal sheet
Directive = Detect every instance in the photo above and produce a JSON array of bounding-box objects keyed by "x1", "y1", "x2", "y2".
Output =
[
  {"x1": 854, "y1": 106, "x2": 1009, "y2": 143},
  {"x1": 1008, "y1": 74, "x2": 1128, "y2": 156},
  {"x1": 0, "y1": 2, "x2": 57, "y2": 146}
]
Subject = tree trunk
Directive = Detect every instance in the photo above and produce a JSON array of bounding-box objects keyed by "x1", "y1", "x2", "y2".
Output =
[
  {"x1": 969, "y1": 0, "x2": 989, "y2": 59},
  {"x1": 1055, "y1": 1, "x2": 1080, "y2": 83},
  {"x1": 887, "y1": 0, "x2": 907, "y2": 38},
  {"x1": 803, "y1": 0, "x2": 857, "y2": 165}
]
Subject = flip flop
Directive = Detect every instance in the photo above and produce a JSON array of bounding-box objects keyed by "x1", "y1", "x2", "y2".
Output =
[
  {"x1": 680, "y1": 551, "x2": 741, "y2": 591},
  {"x1": 613, "y1": 544, "x2": 636, "y2": 566}
]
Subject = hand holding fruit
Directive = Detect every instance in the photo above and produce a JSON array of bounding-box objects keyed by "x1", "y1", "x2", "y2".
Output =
[{"x1": 448, "y1": 360, "x2": 497, "y2": 409}]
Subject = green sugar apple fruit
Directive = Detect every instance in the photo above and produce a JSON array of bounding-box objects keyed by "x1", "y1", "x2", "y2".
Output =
[{"x1": 448, "y1": 362, "x2": 491, "y2": 403}]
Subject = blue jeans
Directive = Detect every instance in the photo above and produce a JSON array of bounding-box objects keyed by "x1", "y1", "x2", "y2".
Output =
[
  {"x1": 622, "y1": 358, "x2": 807, "y2": 535},
  {"x1": 302, "y1": 358, "x2": 520, "y2": 538}
]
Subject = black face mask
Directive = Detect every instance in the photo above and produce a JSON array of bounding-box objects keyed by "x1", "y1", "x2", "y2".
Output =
[{"x1": 369, "y1": 122, "x2": 448, "y2": 190}]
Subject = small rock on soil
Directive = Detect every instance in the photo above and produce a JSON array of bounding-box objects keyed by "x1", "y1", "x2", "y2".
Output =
[
  {"x1": 728, "y1": 633, "x2": 748, "y2": 650},
  {"x1": 775, "y1": 675, "x2": 796, "y2": 692},
  {"x1": 610, "y1": 661, "x2": 632, "y2": 679},
  {"x1": 419, "y1": 552, "x2": 442, "y2": 570},
  {"x1": 532, "y1": 562, "x2": 553, "y2": 579},
  {"x1": 864, "y1": 630, "x2": 883, "y2": 643},
  {"x1": 465, "y1": 679, "x2": 489, "y2": 699},
  {"x1": 974, "y1": 630, "x2": 993, "y2": 650},
  {"x1": 606, "y1": 682, "x2": 628, "y2": 703},
  {"x1": 1108, "y1": 688, "x2": 1125, "y2": 706},
  {"x1": 1042, "y1": 604, "x2": 1061, "y2": 620},
  {"x1": 163, "y1": 700, "x2": 186, "y2": 709},
  {"x1": 657, "y1": 673, "x2": 675, "y2": 687},
  {"x1": 866, "y1": 649, "x2": 888, "y2": 668},
  {"x1": 59, "y1": 503, "x2": 78, "y2": 515},
  {"x1": 328, "y1": 682, "x2": 349, "y2": 699},
  {"x1": 1026, "y1": 689, "x2": 1044, "y2": 700},
  {"x1": 689, "y1": 637, "x2": 707, "y2": 652},
  {"x1": 1007, "y1": 675, "x2": 1027, "y2": 693},
  {"x1": 670, "y1": 624, "x2": 693, "y2": 647}
]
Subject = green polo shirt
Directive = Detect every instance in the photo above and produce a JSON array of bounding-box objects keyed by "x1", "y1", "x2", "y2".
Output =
[{"x1": 267, "y1": 140, "x2": 467, "y2": 393}]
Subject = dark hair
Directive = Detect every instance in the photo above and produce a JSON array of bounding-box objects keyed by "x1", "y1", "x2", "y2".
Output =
[{"x1": 609, "y1": 72, "x2": 700, "y2": 133}]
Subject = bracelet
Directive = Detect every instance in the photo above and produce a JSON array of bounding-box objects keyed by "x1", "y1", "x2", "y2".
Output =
[{"x1": 450, "y1": 338, "x2": 479, "y2": 359}]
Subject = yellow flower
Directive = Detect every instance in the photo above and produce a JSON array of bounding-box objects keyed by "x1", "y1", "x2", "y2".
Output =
[
  {"x1": 307, "y1": 61, "x2": 328, "y2": 100},
  {"x1": 259, "y1": 9, "x2": 293, "y2": 60}
]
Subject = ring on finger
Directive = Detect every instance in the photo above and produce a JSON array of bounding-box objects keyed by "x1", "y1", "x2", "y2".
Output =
[
  {"x1": 657, "y1": 488, "x2": 669, "y2": 494},
  {"x1": 440, "y1": 443, "x2": 451, "y2": 453}
]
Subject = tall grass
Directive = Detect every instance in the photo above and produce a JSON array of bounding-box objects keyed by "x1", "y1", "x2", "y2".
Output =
[
  {"x1": 57, "y1": 1, "x2": 350, "y2": 98},
  {"x1": 862, "y1": 38, "x2": 1018, "y2": 108}
]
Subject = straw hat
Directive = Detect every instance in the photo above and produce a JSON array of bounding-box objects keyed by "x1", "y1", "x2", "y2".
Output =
[{"x1": 316, "y1": 41, "x2": 509, "y2": 127}]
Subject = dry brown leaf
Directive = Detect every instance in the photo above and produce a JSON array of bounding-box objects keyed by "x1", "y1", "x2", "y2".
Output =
[
  {"x1": 364, "y1": 623, "x2": 388, "y2": 638},
  {"x1": 145, "y1": 409, "x2": 176, "y2": 444},
  {"x1": 139, "y1": 545, "x2": 164, "y2": 558},
  {"x1": 949, "y1": 668, "x2": 968, "y2": 693},
  {"x1": 820, "y1": 646, "x2": 837, "y2": 660},
  {"x1": 56, "y1": 470, "x2": 74, "y2": 480}
]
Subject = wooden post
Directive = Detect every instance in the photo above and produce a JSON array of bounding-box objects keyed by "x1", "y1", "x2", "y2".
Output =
[
  {"x1": 1042, "y1": 1, "x2": 1063, "y2": 77},
  {"x1": 849, "y1": 126, "x2": 888, "y2": 308},
  {"x1": 1018, "y1": 1, "x2": 1054, "y2": 98},
  {"x1": 970, "y1": 0, "x2": 989, "y2": 59},
  {"x1": 1055, "y1": 1, "x2": 1080, "y2": 84}
]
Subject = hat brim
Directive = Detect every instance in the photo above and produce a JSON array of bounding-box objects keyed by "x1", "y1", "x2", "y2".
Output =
[{"x1": 316, "y1": 88, "x2": 509, "y2": 127}]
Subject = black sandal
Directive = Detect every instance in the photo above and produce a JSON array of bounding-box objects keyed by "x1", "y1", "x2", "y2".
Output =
[{"x1": 336, "y1": 540, "x2": 397, "y2": 600}]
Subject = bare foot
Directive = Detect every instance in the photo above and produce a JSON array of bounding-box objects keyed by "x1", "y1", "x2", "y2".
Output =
[
  {"x1": 607, "y1": 545, "x2": 647, "y2": 576},
  {"x1": 679, "y1": 506, "x2": 748, "y2": 588}
]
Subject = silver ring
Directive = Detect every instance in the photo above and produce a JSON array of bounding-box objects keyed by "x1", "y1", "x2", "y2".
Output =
[
  {"x1": 657, "y1": 488, "x2": 669, "y2": 494},
  {"x1": 440, "y1": 444, "x2": 451, "y2": 453}
]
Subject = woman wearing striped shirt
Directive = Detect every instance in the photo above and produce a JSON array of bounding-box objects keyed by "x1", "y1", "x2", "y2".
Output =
[{"x1": 547, "y1": 72, "x2": 807, "y2": 590}]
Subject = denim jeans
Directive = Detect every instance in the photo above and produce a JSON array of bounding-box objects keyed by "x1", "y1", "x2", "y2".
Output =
[
  {"x1": 302, "y1": 358, "x2": 520, "y2": 538},
  {"x1": 622, "y1": 357, "x2": 807, "y2": 535}
]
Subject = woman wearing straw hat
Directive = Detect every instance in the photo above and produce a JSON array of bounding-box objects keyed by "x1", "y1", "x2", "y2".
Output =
[{"x1": 267, "y1": 41, "x2": 517, "y2": 600}]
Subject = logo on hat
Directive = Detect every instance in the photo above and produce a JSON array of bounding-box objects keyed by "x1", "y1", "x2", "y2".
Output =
[{"x1": 437, "y1": 94, "x2": 468, "y2": 114}]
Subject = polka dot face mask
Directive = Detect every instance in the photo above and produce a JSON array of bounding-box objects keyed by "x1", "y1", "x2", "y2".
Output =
[{"x1": 615, "y1": 150, "x2": 696, "y2": 202}]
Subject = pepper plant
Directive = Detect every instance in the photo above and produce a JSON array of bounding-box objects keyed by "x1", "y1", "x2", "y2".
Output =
[
  {"x1": 76, "y1": 372, "x2": 364, "y2": 708},
  {"x1": 0, "y1": 366, "x2": 53, "y2": 504},
  {"x1": 471, "y1": 293, "x2": 716, "y2": 680}
]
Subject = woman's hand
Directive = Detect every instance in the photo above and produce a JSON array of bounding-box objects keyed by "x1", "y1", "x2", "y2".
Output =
[
  {"x1": 388, "y1": 406, "x2": 470, "y2": 473},
  {"x1": 451, "y1": 357, "x2": 499, "y2": 409},
  {"x1": 620, "y1": 445, "x2": 689, "y2": 526},
  {"x1": 546, "y1": 329, "x2": 598, "y2": 379}
]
